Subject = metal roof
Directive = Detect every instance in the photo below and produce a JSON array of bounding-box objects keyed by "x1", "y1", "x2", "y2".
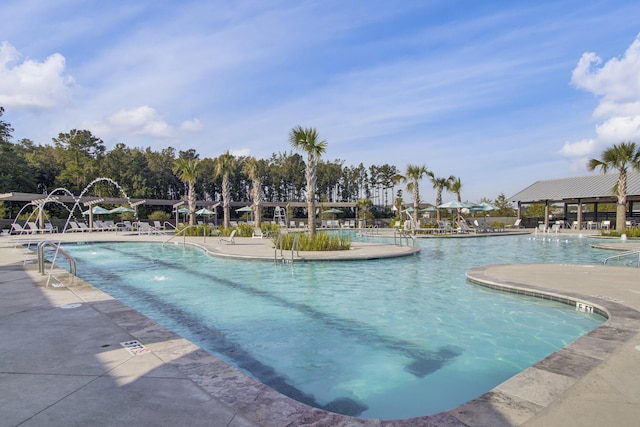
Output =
[{"x1": 509, "y1": 171, "x2": 640, "y2": 203}]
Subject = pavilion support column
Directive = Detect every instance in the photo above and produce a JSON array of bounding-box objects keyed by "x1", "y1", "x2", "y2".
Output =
[
  {"x1": 544, "y1": 201, "x2": 550, "y2": 231},
  {"x1": 577, "y1": 200, "x2": 583, "y2": 230},
  {"x1": 517, "y1": 202, "x2": 522, "y2": 219}
]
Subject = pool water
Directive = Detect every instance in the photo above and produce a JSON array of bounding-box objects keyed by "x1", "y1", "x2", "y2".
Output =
[{"x1": 60, "y1": 234, "x2": 608, "y2": 419}]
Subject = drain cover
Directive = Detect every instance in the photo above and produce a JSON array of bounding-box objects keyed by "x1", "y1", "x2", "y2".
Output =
[
  {"x1": 120, "y1": 340, "x2": 150, "y2": 355},
  {"x1": 60, "y1": 303, "x2": 82, "y2": 309}
]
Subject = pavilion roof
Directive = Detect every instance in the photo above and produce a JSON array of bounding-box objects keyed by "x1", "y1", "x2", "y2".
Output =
[{"x1": 509, "y1": 171, "x2": 640, "y2": 204}]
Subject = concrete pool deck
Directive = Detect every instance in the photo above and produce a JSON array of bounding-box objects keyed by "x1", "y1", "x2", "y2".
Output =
[{"x1": 1, "y1": 230, "x2": 639, "y2": 426}]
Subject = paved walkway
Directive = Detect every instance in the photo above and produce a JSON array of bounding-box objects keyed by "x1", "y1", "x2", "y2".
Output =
[{"x1": 1, "y1": 231, "x2": 639, "y2": 426}]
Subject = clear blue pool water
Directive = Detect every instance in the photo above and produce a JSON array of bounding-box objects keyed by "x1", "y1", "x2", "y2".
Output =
[{"x1": 59, "y1": 234, "x2": 609, "y2": 419}]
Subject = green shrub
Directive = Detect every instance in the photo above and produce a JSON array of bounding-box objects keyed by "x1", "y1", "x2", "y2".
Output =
[
  {"x1": 601, "y1": 228, "x2": 640, "y2": 238},
  {"x1": 274, "y1": 231, "x2": 351, "y2": 251},
  {"x1": 149, "y1": 210, "x2": 171, "y2": 221},
  {"x1": 236, "y1": 223, "x2": 254, "y2": 237},
  {"x1": 176, "y1": 223, "x2": 215, "y2": 236}
]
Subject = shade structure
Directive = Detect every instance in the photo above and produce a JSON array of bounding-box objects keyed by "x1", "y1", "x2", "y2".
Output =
[
  {"x1": 108, "y1": 206, "x2": 135, "y2": 214},
  {"x1": 177, "y1": 208, "x2": 190, "y2": 214},
  {"x1": 82, "y1": 206, "x2": 111, "y2": 215},
  {"x1": 475, "y1": 202, "x2": 498, "y2": 211},
  {"x1": 196, "y1": 208, "x2": 215, "y2": 215},
  {"x1": 235, "y1": 206, "x2": 254, "y2": 213},
  {"x1": 437, "y1": 200, "x2": 467, "y2": 209},
  {"x1": 323, "y1": 208, "x2": 343, "y2": 214}
]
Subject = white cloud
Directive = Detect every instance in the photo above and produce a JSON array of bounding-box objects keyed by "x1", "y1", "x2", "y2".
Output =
[
  {"x1": 0, "y1": 41, "x2": 74, "y2": 109},
  {"x1": 571, "y1": 35, "x2": 640, "y2": 118},
  {"x1": 595, "y1": 115, "x2": 640, "y2": 142},
  {"x1": 95, "y1": 106, "x2": 175, "y2": 138},
  {"x1": 559, "y1": 138, "x2": 595, "y2": 157},
  {"x1": 229, "y1": 148, "x2": 251, "y2": 157},
  {"x1": 180, "y1": 118, "x2": 204, "y2": 132},
  {"x1": 566, "y1": 35, "x2": 640, "y2": 169}
]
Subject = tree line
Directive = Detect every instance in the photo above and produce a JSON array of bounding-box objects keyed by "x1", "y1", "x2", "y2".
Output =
[{"x1": 1, "y1": 107, "x2": 516, "y2": 222}]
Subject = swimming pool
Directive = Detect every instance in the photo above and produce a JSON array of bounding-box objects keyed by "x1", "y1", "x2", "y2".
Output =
[{"x1": 59, "y1": 234, "x2": 608, "y2": 419}]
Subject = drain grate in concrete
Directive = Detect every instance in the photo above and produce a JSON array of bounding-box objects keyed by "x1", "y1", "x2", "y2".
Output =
[{"x1": 120, "y1": 340, "x2": 150, "y2": 355}]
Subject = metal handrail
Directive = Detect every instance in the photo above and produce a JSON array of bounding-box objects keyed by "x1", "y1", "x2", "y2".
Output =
[
  {"x1": 38, "y1": 241, "x2": 77, "y2": 287},
  {"x1": 603, "y1": 250, "x2": 640, "y2": 267},
  {"x1": 162, "y1": 224, "x2": 201, "y2": 247},
  {"x1": 274, "y1": 231, "x2": 299, "y2": 263},
  {"x1": 394, "y1": 229, "x2": 416, "y2": 247}
]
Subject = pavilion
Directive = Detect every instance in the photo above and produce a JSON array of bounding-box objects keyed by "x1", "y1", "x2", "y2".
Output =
[{"x1": 509, "y1": 171, "x2": 640, "y2": 230}]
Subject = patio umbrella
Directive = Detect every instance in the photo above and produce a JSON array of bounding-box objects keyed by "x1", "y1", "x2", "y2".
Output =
[
  {"x1": 196, "y1": 208, "x2": 215, "y2": 215},
  {"x1": 322, "y1": 208, "x2": 343, "y2": 215},
  {"x1": 476, "y1": 202, "x2": 498, "y2": 212},
  {"x1": 438, "y1": 201, "x2": 469, "y2": 222},
  {"x1": 177, "y1": 208, "x2": 190, "y2": 214},
  {"x1": 108, "y1": 206, "x2": 135, "y2": 214},
  {"x1": 82, "y1": 206, "x2": 111, "y2": 215},
  {"x1": 437, "y1": 201, "x2": 467, "y2": 209},
  {"x1": 236, "y1": 206, "x2": 254, "y2": 222}
]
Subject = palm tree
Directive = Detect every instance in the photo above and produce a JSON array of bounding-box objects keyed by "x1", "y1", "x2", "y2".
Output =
[
  {"x1": 214, "y1": 151, "x2": 236, "y2": 229},
  {"x1": 172, "y1": 157, "x2": 201, "y2": 226},
  {"x1": 588, "y1": 142, "x2": 640, "y2": 232},
  {"x1": 289, "y1": 126, "x2": 327, "y2": 238},
  {"x1": 450, "y1": 177, "x2": 462, "y2": 202},
  {"x1": 243, "y1": 156, "x2": 263, "y2": 227},
  {"x1": 449, "y1": 176, "x2": 463, "y2": 221},
  {"x1": 403, "y1": 164, "x2": 429, "y2": 230},
  {"x1": 428, "y1": 173, "x2": 455, "y2": 221}
]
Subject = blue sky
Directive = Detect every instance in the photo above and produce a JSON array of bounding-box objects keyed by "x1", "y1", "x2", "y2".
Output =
[{"x1": 2, "y1": 0, "x2": 640, "y2": 203}]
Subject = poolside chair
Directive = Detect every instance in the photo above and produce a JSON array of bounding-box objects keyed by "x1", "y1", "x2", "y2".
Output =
[
  {"x1": 10, "y1": 223, "x2": 33, "y2": 235},
  {"x1": 601, "y1": 220, "x2": 611, "y2": 231},
  {"x1": 78, "y1": 222, "x2": 90, "y2": 232},
  {"x1": 505, "y1": 219, "x2": 522, "y2": 229},
  {"x1": 117, "y1": 220, "x2": 133, "y2": 232},
  {"x1": 252, "y1": 227, "x2": 264, "y2": 238},
  {"x1": 219, "y1": 229, "x2": 236, "y2": 244},
  {"x1": 153, "y1": 220, "x2": 166, "y2": 230},
  {"x1": 66, "y1": 221, "x2": 84, "y2": 232},
  {"x1": 137, "y1": 222, "x2": 160, "y2": 235},
  {"x1": 457, "y1": 220, "x2": 476, "y2": 234},
  {"x1": 473, "y1": 219, "x2": 487, "y2": 232},
  {"x1": 44, "y1": 222, "x2": 58, "y2": 233},
  {"x1": 27, "y1": 221, "x2": 51, "y2": 234}
]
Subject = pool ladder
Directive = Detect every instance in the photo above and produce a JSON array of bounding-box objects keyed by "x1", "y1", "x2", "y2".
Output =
[
  {"x1": 394, "y1": 229, "x2": 417, "y2": 247},
  {"x1": 603, "y1": 250, "x2": 640, "y2": 267},
  {"x1": 274, "y1": 231, "x2": 299, "y2": 264},
  {"x1": 37, "y1": 240, "x2": 78, "y2": 287}
]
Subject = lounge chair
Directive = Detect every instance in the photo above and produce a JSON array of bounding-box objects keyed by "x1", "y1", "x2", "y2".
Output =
[
  {"x1": 44, "y1": 222, "x2": 58, "y2": 233},
  {"x1": 10, "y1": 223, "x2": 32, "y2": 235},
  {"x1": 219, "y1": 229, "x2": 236, "y2": 244},
  {"x1": 457, "y1": 220, "x2": 476, "y2": 233},
  {"x1": 153, "y1": 221, "x2": 166, "y2": 230},
  {"x1": 252, "y1": 227, "x2": 265, "y2": 238},
  {"x1": 437, "y1": 220, "x2": 455, "y2": 234},
  {"x1": 137, "y1": 222, "x2": 161, "y2": 235},
  {"x1": 601, "y1": 220, "x2": 611, "y2": 231},
  {"x1": 27, "y1": 221, "x2": 52, "y2": 234},
  {"x1": 505, "y1": 219, "x2": 522, "y2": 229},
  {"x1": 117, "y1": 221, "x2": 133, "y2": 232},
  {"x1": 66, "y1": 221, "x2": 84, "y2": 232}
]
